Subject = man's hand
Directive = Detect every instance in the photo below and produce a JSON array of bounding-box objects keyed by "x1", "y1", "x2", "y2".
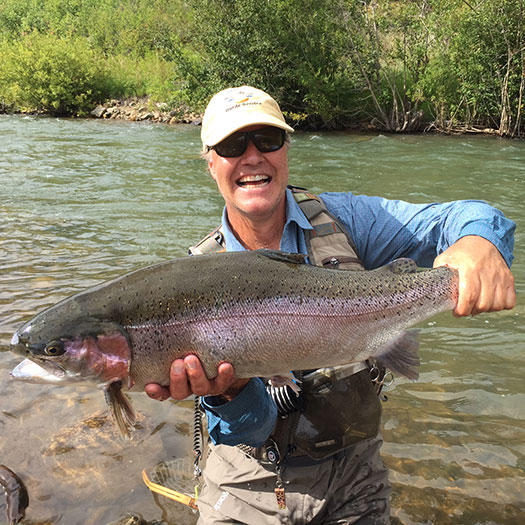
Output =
[
  {"x1": 433, "y1": 235, "x2": 515, "y2": 317},
  {"x1": 145, "y1": 354, "x2": 250, "y2": 401}
]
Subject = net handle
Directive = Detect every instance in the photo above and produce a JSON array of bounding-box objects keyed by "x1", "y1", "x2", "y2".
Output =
[{"x1": 142, "y1": 468, "x2": 198, "y2": 510}]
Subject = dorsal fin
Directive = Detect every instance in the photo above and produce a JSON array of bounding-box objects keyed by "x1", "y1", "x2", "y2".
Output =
[
  {"x1": 255, "y1": 249, "x2": 307, "y2": 265},
  {"x1": 372, "y1": 258, "x2": 418, "y2": 274}
]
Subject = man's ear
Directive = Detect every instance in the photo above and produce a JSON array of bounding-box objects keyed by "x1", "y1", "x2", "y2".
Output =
[{"x1": 208, "y1": 158, "x2": 218, "y2": 182}]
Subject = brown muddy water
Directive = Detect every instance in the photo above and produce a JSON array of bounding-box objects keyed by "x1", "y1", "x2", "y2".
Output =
[{"x1": 0, "y1": 115, "x2": 524, "y2": 524}]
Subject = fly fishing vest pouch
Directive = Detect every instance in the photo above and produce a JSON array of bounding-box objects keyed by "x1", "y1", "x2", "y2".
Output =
[
  {"x1": 292, "y1": 364, "x2": 382, "y2": 460},
  {"x1": 189, "y1": 186, "x2": 384, "y2": 461}
]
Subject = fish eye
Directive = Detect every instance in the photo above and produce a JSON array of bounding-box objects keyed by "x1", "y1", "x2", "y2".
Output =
[{"x1": 44, "y1": 340, "x2": 65, "y2": 356}]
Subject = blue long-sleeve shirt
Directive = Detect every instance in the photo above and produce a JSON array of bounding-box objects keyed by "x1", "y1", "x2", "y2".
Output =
[{"x1": 201, "y1": 188, "x2": 515, "y2": 446}]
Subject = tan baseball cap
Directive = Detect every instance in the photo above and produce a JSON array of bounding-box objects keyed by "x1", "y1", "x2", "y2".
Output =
[{"x1": 201, "y1": 86, "x2": 294, "y2": 151}]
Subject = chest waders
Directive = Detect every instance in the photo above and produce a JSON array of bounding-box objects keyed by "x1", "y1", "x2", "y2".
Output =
[{"x1": 189, "y1": 186, "x2": 388, "y2": 508}]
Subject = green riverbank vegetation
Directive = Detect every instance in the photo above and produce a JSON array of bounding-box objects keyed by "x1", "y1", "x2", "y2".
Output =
[{"x1": 0, "y1": 0, "x2": 523, "y2": 137}]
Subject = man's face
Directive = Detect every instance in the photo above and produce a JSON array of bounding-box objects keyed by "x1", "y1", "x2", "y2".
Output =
[{"x1": 207, "y1": 125, "x2": 289, "y2": 223}]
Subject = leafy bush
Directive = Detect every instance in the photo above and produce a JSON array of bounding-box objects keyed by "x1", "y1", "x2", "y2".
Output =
[
  {"x1": 415, "y1": 0, "x2": 524, "y2": 135},
  {"x1": 106, "y1": 52, "x2": 179, "y2": 103},
  {"x1": 0, "y1": 0, "x2": 190, "y2": 59},
  {"x1": 0, "y1": 31, "x2": 117, "y2": 115},
  {"x1": 171, "y1": 0, "x2": 366, "y2": 127}
]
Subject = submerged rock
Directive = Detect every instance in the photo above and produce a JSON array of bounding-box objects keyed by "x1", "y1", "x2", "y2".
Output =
[{"x1": 106, "y1": 513, "x2": 163, "y2": 525}]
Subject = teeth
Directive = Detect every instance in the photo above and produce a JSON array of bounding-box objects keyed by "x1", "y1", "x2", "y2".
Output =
[{"x1": 238, "y1": 175, "x2": 269, "y2": 185}]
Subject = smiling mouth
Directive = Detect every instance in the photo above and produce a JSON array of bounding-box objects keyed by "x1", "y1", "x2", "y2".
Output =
[{"x1": 237, "y1": 175, "x2": 271, "y2": 188}]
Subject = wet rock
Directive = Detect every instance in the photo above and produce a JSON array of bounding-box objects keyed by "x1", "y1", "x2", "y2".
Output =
[
  {"x1": 91, "y1": 105, "x2": 107, "y2": 118},
  {"x1": 106, "y1": 513, "x2": 163, "y2": 525},
  {"x1": 136, "y1": 111, "x2": 154, "y2": 121},
  {"x1": 90, "y1": 97, "x2": 201, "y2": 126},
  {"x1": 41, "y1": 411, "x2": 155, "y2": 484}
]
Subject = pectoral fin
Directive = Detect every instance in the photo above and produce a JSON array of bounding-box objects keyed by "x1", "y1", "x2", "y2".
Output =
[
  {"x1": 376, "y1": 330, "x2": 420, "y2": 380},
  {"x1": 104, "y1": 381, "x2": 136, "y2": 439}
]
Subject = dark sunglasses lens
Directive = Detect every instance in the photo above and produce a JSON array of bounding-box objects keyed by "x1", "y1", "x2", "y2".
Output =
[
  {"x1": 213, "y1": 127, "x2": 286, "y2": 157},
  {"x1": 253, "y1": 128, "x2": 285, "y2": 152},
  {"x1": 214, "y1": 133, "x2": 246, "y2": 157}
]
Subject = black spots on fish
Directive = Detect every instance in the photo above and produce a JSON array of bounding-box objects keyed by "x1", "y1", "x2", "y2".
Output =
[
  {"x1": 207, "y1": 327, "x2": 235, "y2": 358},
  {"x1": 127, "y1": 320, "x2": 173, "y2": 357}
]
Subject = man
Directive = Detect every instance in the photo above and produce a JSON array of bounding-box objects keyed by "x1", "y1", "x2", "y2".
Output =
[{"x1": 146, "y1": 86, "x2": 515, "y2": 524}]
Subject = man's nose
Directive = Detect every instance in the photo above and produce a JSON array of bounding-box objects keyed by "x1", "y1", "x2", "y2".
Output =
[{"x1": 240, "y1": 139, "x2": 264, "y2": 163}]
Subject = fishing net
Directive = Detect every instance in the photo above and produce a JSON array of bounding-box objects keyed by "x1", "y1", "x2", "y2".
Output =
[
  {"x1": 143, "y1": 399, "x2": 205, "y2": 524},
  {"x1": 142, "y1": 457, "x2": 201, "y2": 511}
]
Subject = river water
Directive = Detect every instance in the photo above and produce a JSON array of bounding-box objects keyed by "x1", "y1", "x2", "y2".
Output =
[{"x1": 0, "y1": 115, "x2": 523, "y2": 525}]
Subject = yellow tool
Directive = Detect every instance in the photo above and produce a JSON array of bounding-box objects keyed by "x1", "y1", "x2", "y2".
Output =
[{"x1": 142, "y1": 457, "x2": 199, "y2": 511}]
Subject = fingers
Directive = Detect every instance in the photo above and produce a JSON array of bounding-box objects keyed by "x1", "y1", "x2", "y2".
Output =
[
  {"x1": 504, "y1": 276, "x2": 517, "y2": 310},
  {"x1": 453, "y1": 270, "x2": 480, "y2": 317},
  {"x1": 169, "y1": 358, "x2": 194, "y2": 399},
  {"x1": 453, "y1": 266, "x2": 515, "y2": 317},
  {"x1": 434, "y1": 236, "x2": 516, "y2": 317},
  {"x1": 213, "y1": 362, "x2": 237, "y2": 393},
  {"x1": 179, "y1": 355, "x2": 234, "y2": 397},
  {"x1": 144, "y1": 383, "x2": 170, "y2": 401},
  {"x1": 146, "y1": 355, "x2": 239, "y2": 402},
  {"x1": 183, "y1": 355, "x2": 212, "y2": 395}
]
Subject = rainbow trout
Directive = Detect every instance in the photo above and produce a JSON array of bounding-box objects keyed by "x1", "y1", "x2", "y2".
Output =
[{"x1": 10, "y1": 250, "x2": 458, "y2": 437}]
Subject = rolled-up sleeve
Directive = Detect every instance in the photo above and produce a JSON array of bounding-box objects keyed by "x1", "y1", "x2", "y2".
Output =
[{"x1": 201, "y1": 378, "x2": 277, "y2": 447}]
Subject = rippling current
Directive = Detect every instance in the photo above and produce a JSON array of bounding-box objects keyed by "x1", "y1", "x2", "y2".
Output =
[{"x1": 0, "y1": 115, "x2": 523, "y2": 524}]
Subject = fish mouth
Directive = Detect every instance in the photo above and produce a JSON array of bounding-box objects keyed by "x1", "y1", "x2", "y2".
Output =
[
  {"x1": 236, "y1": 174, "x2": 271, "y2": 188},
  {"x1": 10, "y1": 332, "x2": 75, "y2": 382},
  {"x1": 11, "y1": 358, "x2": 69, "y2": 384}
]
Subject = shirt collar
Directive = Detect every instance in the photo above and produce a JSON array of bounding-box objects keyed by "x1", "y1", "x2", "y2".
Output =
[{"x1": 284, "y1": 187, "x2": 313, "y2": 232}]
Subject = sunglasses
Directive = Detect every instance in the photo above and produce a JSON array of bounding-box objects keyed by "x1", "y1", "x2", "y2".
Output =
[{"x1": 210, "y1": 127, "x2": 286, "y2": 157}]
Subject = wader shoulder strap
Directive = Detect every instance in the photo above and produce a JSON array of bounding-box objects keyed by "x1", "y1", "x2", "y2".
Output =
[{"x1": 288, "y1": 186, "x2": 365, "y2": 271}]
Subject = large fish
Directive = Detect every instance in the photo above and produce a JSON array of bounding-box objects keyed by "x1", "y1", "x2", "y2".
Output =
[{"x1": 10, "y1": 250, "x2": 458, "y2": 437}]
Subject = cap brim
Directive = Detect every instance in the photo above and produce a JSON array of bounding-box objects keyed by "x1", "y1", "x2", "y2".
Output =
[{"x1": 205, "y1": 114, "x2": 294, "y2": 148}]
